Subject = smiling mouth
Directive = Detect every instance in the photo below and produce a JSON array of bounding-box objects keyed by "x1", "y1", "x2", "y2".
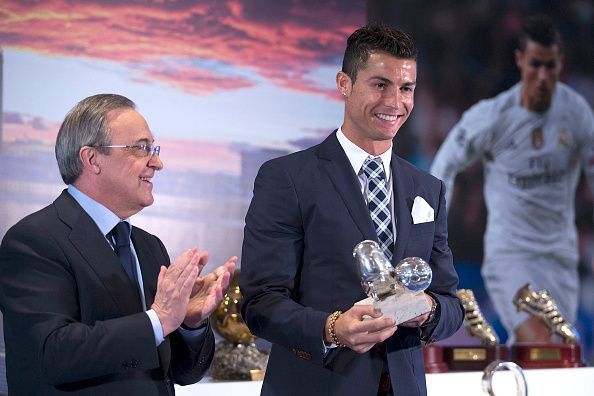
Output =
[
  {"x1": 140, "y1": 177, "x2": 152, "y2": 183},
  {"x1": 376, "y1": 113, "x2": 398, "y2": 121}
]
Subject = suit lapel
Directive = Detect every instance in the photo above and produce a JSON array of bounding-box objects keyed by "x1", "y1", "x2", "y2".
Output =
[
  {"x1": 54, "y1": 190, "x2": 143, "y2": 314},
  {"x1": 318, "y1": 133, "x2": 377, "y2": 241},
  {"x1": 131, "y1": 230, "x2": 160, "y2": 308},
  {"x1": 391, "y1": 155, "x2": 414, "y2": 262},
  {"x1": 55, "y1": 190, "x2": 172, "y2": 375},
  {"x1": 131, "y1": 230, "x2": 172, "y2": 376}
]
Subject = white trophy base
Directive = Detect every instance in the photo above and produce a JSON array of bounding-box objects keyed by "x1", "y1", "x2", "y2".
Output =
[{"x1": 355, "y1": 291, "x2": 430, "y2": 325}]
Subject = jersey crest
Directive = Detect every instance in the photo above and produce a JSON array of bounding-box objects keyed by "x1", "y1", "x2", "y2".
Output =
[{"x1": 531, "y1": 127, "x2": 544, "y2": 150}]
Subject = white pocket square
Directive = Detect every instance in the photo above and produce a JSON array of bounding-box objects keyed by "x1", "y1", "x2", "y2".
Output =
[{"x1": 411, "y1": 196, "x2": 434, "y2": 224}]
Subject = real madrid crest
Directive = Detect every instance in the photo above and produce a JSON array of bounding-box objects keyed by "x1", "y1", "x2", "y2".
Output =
[
  {"x1": 558, "y1": 128, "x2": 569, "y2": 148},
  {"x1": 531, "y1": 127, "x2": 544, "y2": 150}
]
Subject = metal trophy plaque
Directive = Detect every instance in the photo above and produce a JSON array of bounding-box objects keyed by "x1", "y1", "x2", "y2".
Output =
[
  {"x1": 481, "y1": 360, "x2": 527, "y2": 396},
  {"x1": 353, "y1": 240, "x2": 431, "y2": 324}
]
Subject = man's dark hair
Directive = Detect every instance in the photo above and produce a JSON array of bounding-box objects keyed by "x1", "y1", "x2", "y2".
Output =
[
  {"x1": 342, "y1": 25, "x2": 417, "y2": 83},
  {"x1": 518, "y1": 15, "x2": 563, "y2": 52}
]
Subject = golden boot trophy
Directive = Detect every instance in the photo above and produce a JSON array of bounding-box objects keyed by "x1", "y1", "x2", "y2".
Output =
[
  {"x1": 459, "y1": 289, "x2": 500, "y2": 346},
  {"x1": 511, "y1": 283, "x2": 584, "y2": 368},
  {"x1": 442, "y1": 289, "x2": 508, "y2": 371},
  {"x1": 209, "y1": 270, "x2": 269, "y2": 380}
]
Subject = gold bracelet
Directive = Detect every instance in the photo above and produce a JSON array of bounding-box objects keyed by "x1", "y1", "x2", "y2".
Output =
[{"x1": 328, "y1": 310, "x2": 344, "y2": 347}]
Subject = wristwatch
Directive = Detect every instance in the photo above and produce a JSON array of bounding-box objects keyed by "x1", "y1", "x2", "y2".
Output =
[{"x1": 425, "y1": 295, "x2": 437, "y2": 325}]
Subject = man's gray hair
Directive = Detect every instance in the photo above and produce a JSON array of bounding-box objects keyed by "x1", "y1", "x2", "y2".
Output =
[{"x1": 55, "y1": 94, "x2": 136, "y2": 184}]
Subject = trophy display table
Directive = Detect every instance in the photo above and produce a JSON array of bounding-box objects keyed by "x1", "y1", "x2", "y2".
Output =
[{"x1": 176, "y1": 366, "x2": 594, "y2": 396}]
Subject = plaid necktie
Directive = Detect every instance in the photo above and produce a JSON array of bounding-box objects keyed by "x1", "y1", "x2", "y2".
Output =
[{"x1": 361, "y1": 157, "x2": 394, "y2": 261}]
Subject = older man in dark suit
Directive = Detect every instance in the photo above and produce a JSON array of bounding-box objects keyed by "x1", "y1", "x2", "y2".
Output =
[
  {"x1": 240, "y1": 26, "x2": 463, "y2": 396},
  {"x1": 0, "y1": 94, "x2": 236, "y2": 395}
]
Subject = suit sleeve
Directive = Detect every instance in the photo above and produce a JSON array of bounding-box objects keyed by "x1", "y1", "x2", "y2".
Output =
[
  {"x1": 240, "y1": 160, "x2": 329, "y2": 365},
  {"x1": 420, "y1": 179, "x2": 464, "y2": 342}
]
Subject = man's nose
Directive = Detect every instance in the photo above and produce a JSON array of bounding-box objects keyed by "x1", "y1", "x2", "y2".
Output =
[
  {"x1": 386, "y1": 88, "x2": 402, "y2": 108},
  {"x1": 149, "y1": 153, "x2": 164, "y2": 170},
  {"x1": 536, "y1": 66, "x2": 549, "y2": 81}
]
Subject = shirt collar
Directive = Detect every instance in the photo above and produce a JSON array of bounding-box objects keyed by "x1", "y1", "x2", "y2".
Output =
[
  {"x1": 67, "y1": 184, "x2": 130, "y2": 237},
  {"x1": 336, "y1": 127, "x2": 393, "y2": 181}
]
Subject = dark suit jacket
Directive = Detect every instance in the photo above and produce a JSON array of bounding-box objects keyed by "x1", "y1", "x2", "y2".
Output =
[
  {"x1": 0, "y1": 190, "x2": 214, "y2": 395},
  {"x1": 240, "y1": 132, "x2": 463, "y2": 396}
]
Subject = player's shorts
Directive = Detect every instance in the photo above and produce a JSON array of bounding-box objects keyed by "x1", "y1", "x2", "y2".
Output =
[{"x1": 481, "y1": 253, "x2": 579, "y2": 345}]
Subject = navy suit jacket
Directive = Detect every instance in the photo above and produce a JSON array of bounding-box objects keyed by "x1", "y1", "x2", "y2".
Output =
[
  {"x1": 240, "y1": 132, "x2": 463, "y2": 396},
  {"x1": 0, "y1": 190, "x2": 214, "y2": 395}
]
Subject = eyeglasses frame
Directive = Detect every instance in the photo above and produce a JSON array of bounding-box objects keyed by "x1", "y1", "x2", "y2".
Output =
[{"x1": 95, "y1": 144, "x2": 161, "y2": 158}]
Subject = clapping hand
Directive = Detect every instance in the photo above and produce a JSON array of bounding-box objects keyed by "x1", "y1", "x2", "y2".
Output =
[
  {"x1": 152, "y1": 248, "x2": 202, "y2": 336},
  {"x1": 182, "y1": 252, "x2": 237, "y2": 329}
]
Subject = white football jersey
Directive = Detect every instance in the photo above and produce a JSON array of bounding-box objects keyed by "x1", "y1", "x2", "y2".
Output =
[{"x1": 431, "y1": 82, "x2": 594, "y2": 264}]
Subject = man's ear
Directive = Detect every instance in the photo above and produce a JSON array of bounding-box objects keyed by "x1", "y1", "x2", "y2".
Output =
[
  {"x1": 79, "y1": 146, "x2": 101, "y2": 175},
  {"x1": 336, "y1": 71, "x2": 352, "y2": 98}
]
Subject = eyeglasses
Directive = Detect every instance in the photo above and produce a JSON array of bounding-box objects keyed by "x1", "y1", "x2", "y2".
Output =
[{"x1": 96, "y1": 144, "x2": 161, "y2": 158}]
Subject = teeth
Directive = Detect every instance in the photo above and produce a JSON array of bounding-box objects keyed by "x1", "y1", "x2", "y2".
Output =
[{"x1": 376, "y1": 113, "x2": 396, "y2": 121}]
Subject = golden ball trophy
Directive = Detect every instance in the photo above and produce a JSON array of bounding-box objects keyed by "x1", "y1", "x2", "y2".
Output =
[
  {"x1": 209, "y1": 270, "x2": 269, "y2": 381},
  {"x1": 511, "y1": 283, "x2": 585, "y2": 369}
]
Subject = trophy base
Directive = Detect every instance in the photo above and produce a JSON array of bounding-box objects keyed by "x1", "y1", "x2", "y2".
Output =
[
  {"x1": 355, "y1": 291, "x2": 430, "y2": 325},
  {"x1": 208, "y1": 341, "x2": 269, "y2": 381},
  {"x1": 424, "y1": 345, "x2": 448, "y2": 373},
  {"x1": 442, "y1": 345, "x2": 509, "y2": 371},
  {"x1": 511, "y1": 343, "x2": 585, "y2": 369}
]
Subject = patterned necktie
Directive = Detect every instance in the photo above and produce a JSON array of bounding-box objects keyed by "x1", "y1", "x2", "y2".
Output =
[
  {"x1": 361, "y1": 157, "x2": 394, "y2": 261},
  {"x1": 109, "y1": 222, "x2": 140, "y2": 287}
]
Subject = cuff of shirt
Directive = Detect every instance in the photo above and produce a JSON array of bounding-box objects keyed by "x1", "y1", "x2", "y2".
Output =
[
  {"x1": 323, "y1": 338, "x2": 338, "y2": 355},
  {"x1": 146, "y1": 309, "x2": 165, "y2": 346},
  {"x1": 177, "y1": 320, "x2": 209, "y2": 343}
]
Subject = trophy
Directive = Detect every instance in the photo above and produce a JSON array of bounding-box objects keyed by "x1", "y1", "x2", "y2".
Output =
[
  {"x1": 353, "y1": 240, "x2": 432, "y2": 325},
  {"x1": 209, "y1": 270, "x2": 269, "y2": 381},
  {"x1": 442, "y1": 289, "x2": 508, "y2": 371},
  {"x1": 511, "y1": 283, "x2": 584, "y2": 369},
  {"x1": 481, "y1": 360, "x2": 527, "y2": 396}
]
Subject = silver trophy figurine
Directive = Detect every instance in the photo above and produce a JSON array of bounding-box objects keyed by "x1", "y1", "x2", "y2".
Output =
[
  {"x1": 353, "y1": 240, "x2": 432, "y2": 324},
  {"x1": 482, "y1": 360, "x2": 527, "y2": 396}
]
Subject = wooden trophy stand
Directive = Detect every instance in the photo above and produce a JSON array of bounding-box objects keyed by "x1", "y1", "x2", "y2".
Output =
[
  {"x1": 442, "y1": 345, "x2": 509, "y2": 371},
  {"x1": 511, "y1": 343, "x2": 585, "y2": 369},
  {"x1": 424, "y1": 344, "x2": 448, "y2": 373}
]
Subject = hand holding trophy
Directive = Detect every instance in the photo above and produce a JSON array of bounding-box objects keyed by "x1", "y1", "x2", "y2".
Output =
[{"x1": 353, "y1": 240, "x2": 432, "y2": 324}]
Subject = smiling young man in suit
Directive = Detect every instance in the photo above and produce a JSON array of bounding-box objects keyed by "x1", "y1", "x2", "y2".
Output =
[
  {"x1": 240, "y1": 25, "x2": 464, "y2": 396},
  {"x1": 0, "y1": 94, "x2": 236, "y2": 395}
]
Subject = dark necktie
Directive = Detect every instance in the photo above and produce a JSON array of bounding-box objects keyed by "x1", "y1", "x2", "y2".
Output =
[
  {"x1": 361, "y1": 157, "x2": 395, "y2": 261},
  {"x1": 109, "y1": 222, "x2": 140, "y2": 289}
]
